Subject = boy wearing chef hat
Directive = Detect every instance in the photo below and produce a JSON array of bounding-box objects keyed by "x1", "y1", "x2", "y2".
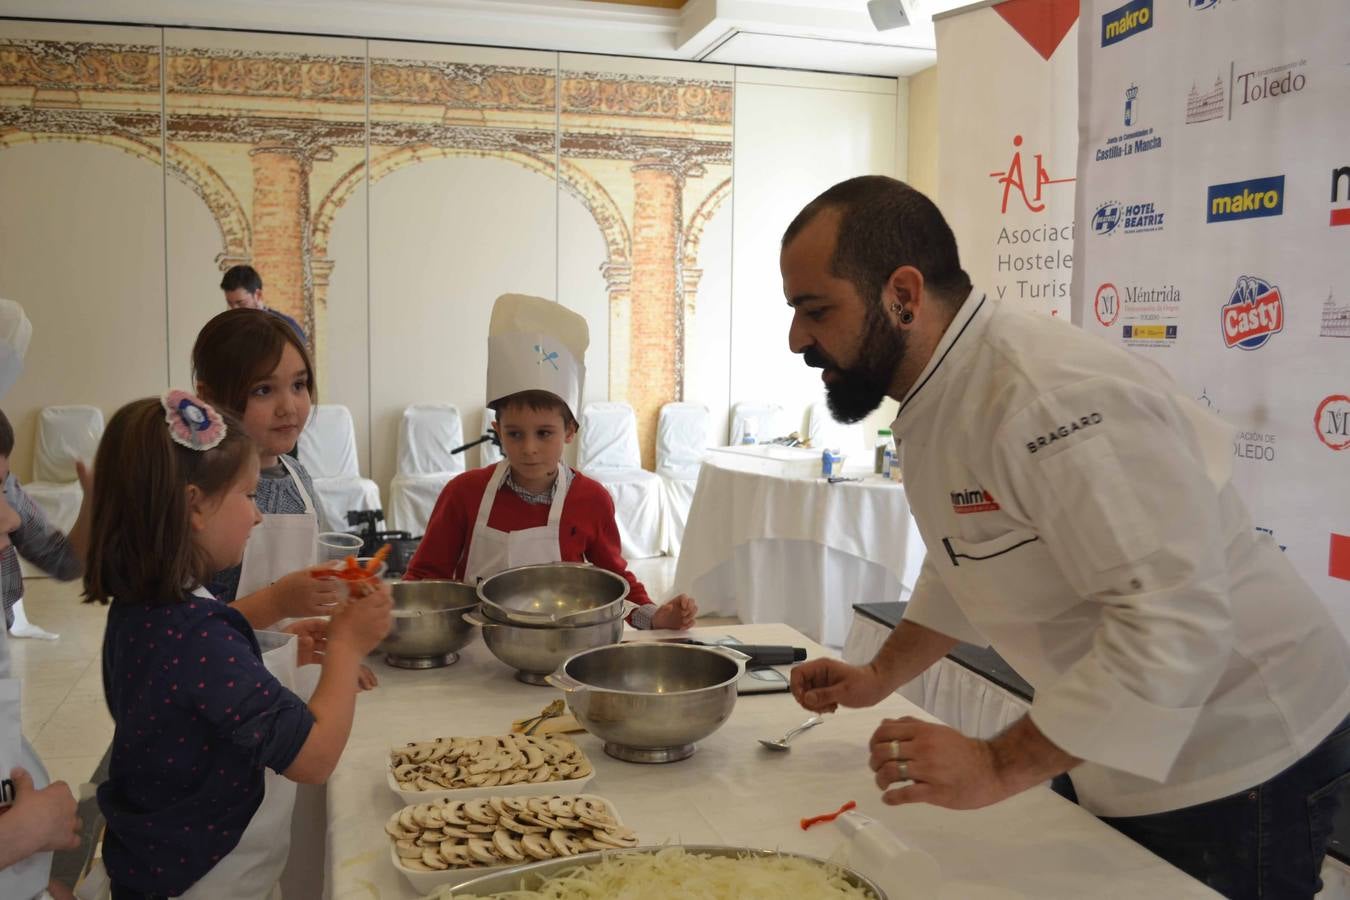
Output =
[
  {"x1": 405, "y1": 294, "x2": 697, "y2": 630},
  {"x1": 0, "y1": 299, "x2": 83, "y2": 900}
]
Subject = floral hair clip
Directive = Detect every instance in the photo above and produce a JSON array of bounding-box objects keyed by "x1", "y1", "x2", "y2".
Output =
[{"x1": 162, "y1": 390, "x2": 226, "y2": 452}]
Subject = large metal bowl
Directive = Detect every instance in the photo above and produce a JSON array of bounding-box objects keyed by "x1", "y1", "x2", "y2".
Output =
[
  {"x1": 477, "y1": 563, "x2": 629, "y2": 627},
  {"x1": 463, "y1": 607, "x2": 625, "y2": 685},
  {"x1": 376, "y1": 580, "x2": 479, "y2": 669},
  {"x1": 547, "y1": 643, "x2": 747, "y2": 763},
  {"x1": 448, "y1": 845, "x2": 885, "y2": 898}
]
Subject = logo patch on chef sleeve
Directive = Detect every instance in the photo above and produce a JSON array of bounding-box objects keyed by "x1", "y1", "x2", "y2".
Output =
[
  {"x1": 1026, "y1": 413, "x2": 1104, "y2": 453},
  {"x1": 951, "y1": 488, "x2": 1001, "y2": 514}
]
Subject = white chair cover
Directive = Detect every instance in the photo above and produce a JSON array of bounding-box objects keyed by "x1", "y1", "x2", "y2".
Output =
[
  {"x1": 479, "y1": 409, "x2": 504, "y2": 467},
  {"x1": 296, "y1": 404, "x2": 381, "y2": 531},
  {"x1": 389, "y1": 405, "x2": 465, "y2": 535},
  {"x1": 577, "y1": 402, "x2": 664, "y2": 560},
  {"x1": 22, "y1": 405, "x2": 103, "y2": 576},
  {"x1": 804, "y1": 401, "x2": 867, "y2": 455},
  {"x1": 728, "y1": 401, "x2": 790, "y2": 446},
  {"x1": 33, "y1": 405, "x2": 102, "y2": 483},
  {"x1": 656, "y1": 403, "x2": 710, "y2": 556}
]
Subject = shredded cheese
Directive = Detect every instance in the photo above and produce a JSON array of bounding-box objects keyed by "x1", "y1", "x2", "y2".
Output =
[{"x1": 435, "y1": 847, "x2": 877, "y2": 899}]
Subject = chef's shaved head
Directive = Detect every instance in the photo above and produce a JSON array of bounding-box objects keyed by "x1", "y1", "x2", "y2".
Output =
[{"x1": 783, "y1": 176, "x2": 971, "y2": 309}]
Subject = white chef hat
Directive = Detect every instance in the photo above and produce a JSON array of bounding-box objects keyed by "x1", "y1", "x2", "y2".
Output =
[
  {"x1": 486, "y1": 294, "x2": 588, "y2": 422},
  {"x1": 0, "y1": 299, "x2": 32, "y2": 400}
]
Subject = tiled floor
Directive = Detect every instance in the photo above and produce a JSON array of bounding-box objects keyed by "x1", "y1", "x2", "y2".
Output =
[{"x1": 10, "y1": 555, "x2": 733, "y2": 790}]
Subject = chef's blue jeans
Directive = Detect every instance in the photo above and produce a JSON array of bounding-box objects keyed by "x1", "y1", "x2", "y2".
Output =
[{"x1": 1051, "y1": 714, "x2": 1350, "y2": 899}]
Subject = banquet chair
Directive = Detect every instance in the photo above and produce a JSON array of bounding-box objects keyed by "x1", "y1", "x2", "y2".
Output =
[
  {"x1": 656, "y1": 403, "x2": 711, "y2": 556},
  {"x1": 388, "y1": 404, "x2": 465, "y2": 535},
  {"x1": 479, "y1": 407, "x2": 504, "y2": 467},
  {"x1": 21, "y1": 405, "x2": 103, "y2": 578},
  {"x1": 297, "y1": 404, "x2": 382, "y2": 531},
  {"x1": 728, "y1": 401, "x2": 791, "y2": 446},
  {"x1": 577, "y1": 402, "x2": 664, "y2": 560},
  {"x1": 804, "y1": 401, "x2": 868, "y2": 457}
]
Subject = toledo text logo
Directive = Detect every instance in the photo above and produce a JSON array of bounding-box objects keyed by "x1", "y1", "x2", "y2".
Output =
[
  {"x1": 1102, "y1": 0, "x2": 1152, "y2": 48},
  {"x1": 1208, "y1": 176, "x2": 1284, "y2": 223},
  {"x1": 1221, "y1": 275, "x2": 1284, "y2": 350},
  {"x1": 1332, "y1": 164, "x2": 1350, "y2": 227},
  {"x1": 1096, "y1": 84, "x2": 1163, "y2": 162},
  {"x1": 1237, "y1": 61, "x2": 1307, "y2": 107},
  {"x1": 1094, "y1": 283, "x2": 1120, "y2": 327},
  {"x1": 1316, "y1": 395, "x2": 1350, "y2": 451},
  {"x1": 989, "y1": 135, "x2": 1074, "y2": 214}
]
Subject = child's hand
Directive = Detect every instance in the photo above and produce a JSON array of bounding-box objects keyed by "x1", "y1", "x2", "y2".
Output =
[
  {"x1": 285, "y1": 618, "x2": 329, "y2": 667},
  {"x1": 358, "y1": 664, "x2": 379, "y2": 691},
  {"x1": 651, "y1": 594, "x2": 699, "y2": 630},
  {"x1": 273, "y1": 568, "x2": 342, "y2": 619},
  {"x1": 328, "y1": 580, "x2": 392, "y2": 656},
  {"x1": 7, "y1": 767, "x2": 81, "y2": 853}
]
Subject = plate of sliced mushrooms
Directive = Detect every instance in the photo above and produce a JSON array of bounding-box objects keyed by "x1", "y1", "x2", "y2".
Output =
[
  {"x1": 385, "y1": 793, "x2": 637, "y2": 892},
  {"x1": 387, "y1": 732, "x2": 595, "y2": 802}
]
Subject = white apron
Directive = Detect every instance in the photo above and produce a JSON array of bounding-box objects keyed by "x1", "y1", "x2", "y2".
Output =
[
  {"x1": 78, "y1": 598, "x2": 301, "y2": 900},
  {"x1": 463, "y1": 461, "x2": 570, "y2": 583},
  {"x1": 237, "y1": 456, "x2": 319, "y2": 602},
  {"x1": 0, "y1": 619, "x2": 53, "y2": 900}
]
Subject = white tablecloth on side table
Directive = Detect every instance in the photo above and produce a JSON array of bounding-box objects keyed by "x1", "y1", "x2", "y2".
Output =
[
  {"x1": 324, "y1": 623, "x2": 1217, "y2": 899},
  {"x1": 672, "y1": 457, "x2": 926, "y2": 647}
]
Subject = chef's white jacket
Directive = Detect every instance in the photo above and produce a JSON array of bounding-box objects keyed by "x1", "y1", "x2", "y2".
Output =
[{"x1": 894, "y1": 290, "x2": 1350, "y2": 817}]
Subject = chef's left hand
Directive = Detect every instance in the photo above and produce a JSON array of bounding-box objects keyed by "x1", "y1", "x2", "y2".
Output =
[
  {"x1": 651, "y1": 594, "x2": 698, "y2": 630},
  {"x1": 868, "y1": 716, "x2": 1010, "y2": 810}
]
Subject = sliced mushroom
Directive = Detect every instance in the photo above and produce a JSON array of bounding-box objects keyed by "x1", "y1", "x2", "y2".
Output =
[
  {"x1": 493, "y1": 829, "x2": 526, "y2": 861},
  {"x1": 498, "y1": 814, "x2": 545, "y2": 835},
  {"x1": 395, "y1": 839, "x2": 423, "y2": 859},
  {"x1": 385, "y1": 811, "x2": 418, "y2": 840},
  {"x1": 466, "y1": 823, "x2": 496, "y2": 834},
  {"x1": 521, "y1": 833, "x2": 556, "y2": 861},
  {"x1": 421, "y1": 847, "x2": 449, "y2": 870},
  {"x1": 467, "y1": 837, "x2": 500, "y2": 865}
]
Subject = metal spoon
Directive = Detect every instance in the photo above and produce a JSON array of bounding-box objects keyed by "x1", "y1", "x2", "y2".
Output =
[{"x1": 758, "y1": 715, "x2": 824, "y2": 752}]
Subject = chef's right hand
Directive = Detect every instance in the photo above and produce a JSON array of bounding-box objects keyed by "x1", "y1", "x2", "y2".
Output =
[
  {"x1": 273, "y1": 567, "x2": 342, "y2": 619},
  {"x1": 7, "y1": 767, "x2": 81, "y2": 853},
  {"x1": 328, "y1": 580, "x2": 392, "y2": 656},
  {"x1": 790, "y1": 659, "x2": 892, "y2": 714}
]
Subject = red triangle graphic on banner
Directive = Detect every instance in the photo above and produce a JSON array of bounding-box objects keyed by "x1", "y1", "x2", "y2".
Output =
[{"x1": 994, "y1": 0, "x2": 1080, "y2": 61}]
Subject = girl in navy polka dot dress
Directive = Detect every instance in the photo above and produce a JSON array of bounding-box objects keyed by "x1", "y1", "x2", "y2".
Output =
[{"x1": 82, "y1": 394, "x2": 391, "y2": 899}]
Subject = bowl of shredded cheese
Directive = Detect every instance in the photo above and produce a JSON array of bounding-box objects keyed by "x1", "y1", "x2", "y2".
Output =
[{"x1": 433, "y1": 845, "x2": 885, "y2": 899}]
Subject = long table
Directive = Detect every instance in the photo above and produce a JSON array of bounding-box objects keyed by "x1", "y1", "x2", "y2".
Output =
[{"x1": 324, "y1": 623, "x2": 1217, "y2": 898}]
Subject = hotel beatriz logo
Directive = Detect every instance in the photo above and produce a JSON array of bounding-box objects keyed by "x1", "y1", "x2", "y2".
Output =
[{"x1": 989, "y1": 135, "x2": 1075, "y2": 214}]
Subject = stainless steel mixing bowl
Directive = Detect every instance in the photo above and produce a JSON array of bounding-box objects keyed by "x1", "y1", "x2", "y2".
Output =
[
  {"x1": 477, "y1": 563, "x2": 629, "y2": 627},
  {"x1": 547, "y1": 642, "x2": 748, "y2": 763},
  {"x1": 376, "y1": 580, "x2": 479, "y2": 669},
  {"x1": 448, "y1": 845, "x2": 886, "y2": 898},
  {"x1": 463, "y1": 607, "x2": 625, "y2": 685}
]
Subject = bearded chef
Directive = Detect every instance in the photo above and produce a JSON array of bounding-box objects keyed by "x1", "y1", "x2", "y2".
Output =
[
  {"x1": 405, "y1": 294, "x2": 697, "y2": 630},
  {"x1": 783, "y1": 176, "x2": 1350, "y2": 900}
]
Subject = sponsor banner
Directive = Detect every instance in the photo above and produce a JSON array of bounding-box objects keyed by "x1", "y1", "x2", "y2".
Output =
[
  {"x1": 1073, "y1": 0, "x2": 1350, "y2": 622},
  {"x1": 937, "y1": 0, "x2": 1079, "y2": 317}
]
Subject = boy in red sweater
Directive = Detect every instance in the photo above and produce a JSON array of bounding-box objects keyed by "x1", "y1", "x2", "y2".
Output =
[{"x1": 405, "y1": 295, "x2": 696, "y2": 630}]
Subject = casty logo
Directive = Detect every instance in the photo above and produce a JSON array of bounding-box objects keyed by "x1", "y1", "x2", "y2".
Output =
[
  {"x1": 1102, "y1": 0, "x2": 1152, "y2": 47},
  {"x1": 1208, "y1": 175, "x2": 1284, "y2": 223},
  {"x1": 1221, "y1": 275, "x2": 1284, "y2": 350},
  {"x1": 988, "y1": 134, "x2": 1074, "y2": 215}
]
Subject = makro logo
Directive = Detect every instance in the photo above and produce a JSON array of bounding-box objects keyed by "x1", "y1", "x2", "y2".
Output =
[
  {"x1": 1094, "y1": 283, "x2": 1120, "y2": 326},
  {"x1": 1332, "y1": 165, "x2": 1350, "y2": 227},
  {"x1": 1222, "y1": 275, "x2": 1284, "y2": 350},
  {"x1": 1207, "y1": 175, "x2": 1284, "y2": 223},
  {"x1": 1102, "y1": 0, "x2": 1152, "y2": 47},
  {"x1": 1316, "y1": 395, "x2": 1350, "y2": 451}
]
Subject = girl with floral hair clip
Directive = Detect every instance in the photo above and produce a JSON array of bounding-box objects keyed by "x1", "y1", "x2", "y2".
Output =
[{"x1": 82, "y1": 392, "x2": 391, "y2": 899}]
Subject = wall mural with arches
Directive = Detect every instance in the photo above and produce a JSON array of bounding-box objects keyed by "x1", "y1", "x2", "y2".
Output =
[{"x1": 0, "y1": 20, "x2": 732, "y2": 470}]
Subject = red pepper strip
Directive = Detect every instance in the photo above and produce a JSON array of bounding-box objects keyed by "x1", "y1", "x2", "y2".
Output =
[{"x1": 799, "y1": 799, "x2": 856, "y2": 831}]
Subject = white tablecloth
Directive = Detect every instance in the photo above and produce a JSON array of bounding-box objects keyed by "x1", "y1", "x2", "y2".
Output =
[
  {"x1": 672, "y1": 457, "x2": 926, "y2": 647},
  {"x1": 324, "y1": 623, "x2": 1216, "y2": 899}
]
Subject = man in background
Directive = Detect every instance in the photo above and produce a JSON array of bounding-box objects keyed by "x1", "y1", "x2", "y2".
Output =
[{"x1": 220, "y1": 265, "x2": 305, "y2": 343}]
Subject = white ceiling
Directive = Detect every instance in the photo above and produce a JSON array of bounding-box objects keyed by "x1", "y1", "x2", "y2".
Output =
[{"x1": 0, "y1": 0, "x2": 948, "y2": 77}]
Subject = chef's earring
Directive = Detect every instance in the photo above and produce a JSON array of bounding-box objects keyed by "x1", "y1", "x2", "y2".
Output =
[{"x1": 893, "y1": 304, "x2": 914, "y2": 325}]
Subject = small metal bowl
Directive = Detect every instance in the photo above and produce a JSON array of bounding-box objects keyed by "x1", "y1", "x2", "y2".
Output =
[
  {"x1": 477, "y1": 563, "x2": 629, "y2": 627},
  {"x1": 448, "y1": 845, "x2": 886, "y2": 897},
  {"x1": 548, "y1": 643, "x2": 747, "y2": 763},
  {"x1": 377, "y1": 580, "x2": 479, "y2": 669},
  {"x1": 463, "y1": 606, "x2": 625, "y2": 685}
]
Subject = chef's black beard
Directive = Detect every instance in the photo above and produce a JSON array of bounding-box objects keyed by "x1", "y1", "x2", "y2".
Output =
[{"x1": 807, "y1": 301, "x2": 907, "y2": 425}]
